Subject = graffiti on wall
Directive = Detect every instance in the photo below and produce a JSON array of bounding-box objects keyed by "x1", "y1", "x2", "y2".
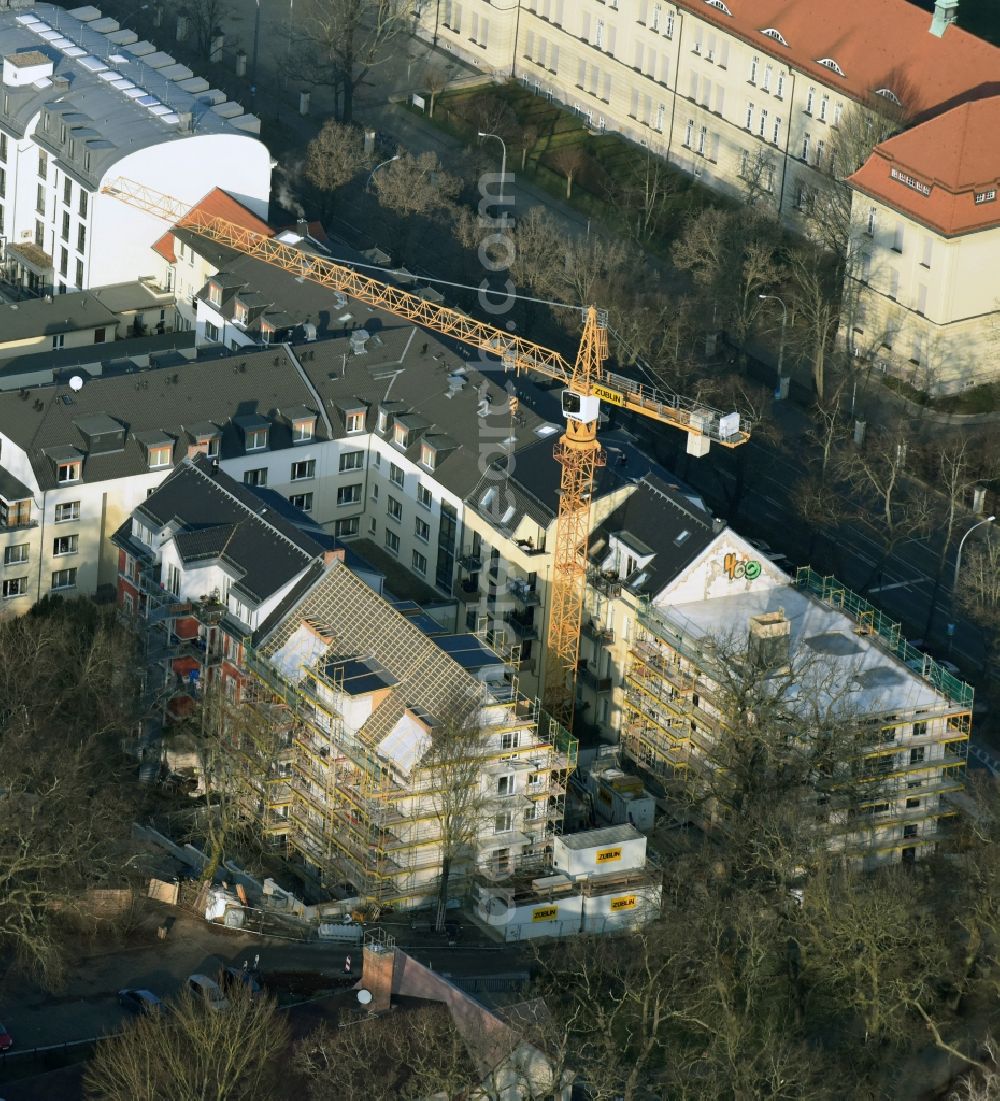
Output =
[{"x1": 723, "y1": 552, "x2": 762, "y2": 582}]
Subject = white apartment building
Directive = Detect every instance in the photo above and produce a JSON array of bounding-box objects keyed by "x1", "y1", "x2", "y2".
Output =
[{"x1": 0, "y1": 4, "x2": 270, "y2": 295}]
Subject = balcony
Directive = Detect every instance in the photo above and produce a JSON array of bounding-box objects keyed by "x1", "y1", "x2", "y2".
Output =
[
  {"x1": 582, "y1": 618, "x2": 615, "y2": 646},
  {"x1": 459, "y1": 552, "x2": 483, "y2": 572},
  {"x1": 508, "y1": 578, "x2": 540, "y2": 607},
  {"x1": 578, "y1": 663, "x2": 613, "y2": 693},
  {"x1": 587, "y1": 566, "x2": 622, "y2": 597},
  {"x1": 504, "y1": 609, "x2": 539, "y2": 641},
  {"x1": 454, "y1": 577, "x2": 481, "y2": 603}
]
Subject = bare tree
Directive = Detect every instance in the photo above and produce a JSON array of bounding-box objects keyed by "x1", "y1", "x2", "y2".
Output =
[
  {"x1": 608, "y1": 149, "x2": 683, "y2": 244},
  {"x1": 549, "y1": 146, "x2": 587, "y2": 200},
  {"x1": 373, "y1": 150, "x2": 461, "y2": 217},
  {"x1": 738, "y1": 146, "x2": 779, "y2": 210},
  {"x1": 424, "y1": 63, "x2": 449, "y2": 119},
  {"x1": 788, "y1": 245, "x2": 842, "y2": 399},
  {"x1": 185, "y1": 0, "x2": 232, "y2": 60},
  {"x1": 422, "y1": 704, "x2": 492, "y2": 932},
  {"x1": 299, "y1": 0, "x2": 412, "y2": 123},
  {"x1": 304, "y1": 120, "x2": 373, "y2": 217},
  {"x1": 85, "y1": 984, "x2": 289, "y2": 1101},
  {"x1": 294, "y1": 1005, "x2": 475, "y2": 1100}
]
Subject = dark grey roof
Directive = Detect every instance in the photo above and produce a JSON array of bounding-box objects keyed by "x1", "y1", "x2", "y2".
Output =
[
  {"x1": 592, "y1": 475, "x2": 716, "y2": 597},
  {"x1": 0, "y1": 331, "x2": 196, "y2": 392},
  {"x1": 0, "y1": 5, "x2": 261, "y2": 182},
  {"x1": 131, "y1": 456, "x2": 327, "y2": 605},
  {"x1": 0, "y1": 344, "x2": 325, "y2": 490},
  {"x1": 0, "y1": 290, "x2": 118, "y2": 343},
  {"x1": 325, "y1": 655, "x2": 397, "y2": 696},
  {"x1": 0, "y1": 465, "x2": 33, "y2": 503}
]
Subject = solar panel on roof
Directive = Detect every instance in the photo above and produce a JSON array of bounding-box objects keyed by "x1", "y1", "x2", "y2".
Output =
[{"x1": 137, "y1": 94, "x2": 160, "y2": 107}]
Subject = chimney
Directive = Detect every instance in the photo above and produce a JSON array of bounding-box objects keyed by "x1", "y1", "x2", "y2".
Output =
[
  {"x1": 361, "y1": 942, "x2": 399, "y2": 1013},
  {"x1": 930, "y1": 0, "x2": 959, "y2": 36},
  {"x1": 296, "y1": 218, "x2": 309, "y2": 238},
  {"x1": 176, "y1": 110, "x2": 193, "y2": 133},
  {"x1": 748, "y1": 609, "x2": 791, "y2": 673},
  {"x1": 322, "y1": 547, "x2": 346, "y2": 567}
]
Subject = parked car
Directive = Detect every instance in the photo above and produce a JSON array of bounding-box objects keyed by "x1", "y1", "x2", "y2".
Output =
[
  {"x1": 187, "y1": 974, "x2": 229, "y2": 1012},
  {"x1": 219, "y1": 966, "x2": 262, "y2": 996},
  {"x1": 0, "y1": 1022, "x2": 12, "y2": 1051},
  {"x1": 118, "y1": 989, "x2": 163, "y2": 1015}
]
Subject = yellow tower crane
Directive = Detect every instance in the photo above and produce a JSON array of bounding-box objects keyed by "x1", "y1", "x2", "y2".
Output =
[{"x1": 103, "y1": 179, "x2": 750, "y2": 734}]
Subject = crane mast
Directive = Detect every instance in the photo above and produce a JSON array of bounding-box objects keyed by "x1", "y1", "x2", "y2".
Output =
[{"x1": 103, "y1": 179, "x2": 749, "y2": 736}]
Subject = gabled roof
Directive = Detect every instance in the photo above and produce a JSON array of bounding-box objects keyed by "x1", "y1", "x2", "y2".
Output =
[
  {"x1": 591, "y1": 475, "x2": 716, "y2": 598},
  {"x1": 152, "y1": 188, "x2": 273, "y2": 263},
  {"x1": 130, "y1": 455, "x2": 326, "y2": 605},
  {"x1": 848, "y1": 95, "x2": 1000, "y2": 235},
  {"x1": 675, "y1": 0, "x2": 1000, "y2": 121}
]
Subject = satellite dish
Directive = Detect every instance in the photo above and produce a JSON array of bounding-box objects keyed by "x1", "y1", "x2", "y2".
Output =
[
  {"x1": 357, "y1": 989, "x2": 372, "y2": 1006},
  {"x1": 68, "y1": 375, "x2": 84, "y2": 392}
]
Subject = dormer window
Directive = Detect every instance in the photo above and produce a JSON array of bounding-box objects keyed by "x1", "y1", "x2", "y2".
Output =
[
  {"x1": 420, "y1": 443, "x2": 436, "y2": 469},
  {"x1": 207, "y1": 281, "x2": 222, "y2": 307},
  {"x1": 393, "y1": 423, "x2": 409, "y2": 448},
  {"x1": 817, "y1": 58, "x2": 845, "y2": 77},
  {"x1": 233, "y1": 300, "x2": 248, "y2": 325},
  {"x1": 377, "y1": 409, "x2": 391, "y2": 433},
  {"x1": 260, "y1": 321, "x2": 274, "y2": 345},
  {"x1": 761, "y1": 28, "x2": 788, "y2": 46},
  {"x1": 705, "y1": 0, "x2": 733, "y2": 14},
  {"x1": 246, "y1": 427, "x2": 267, "y2": 451},
  {"x1": 199, "y1": 436, "x2": 220, "y2": 457},
  {"x1": 346, "y1": 411, "x2": 365, "y2": 434},
  {"x1": 292, "y1": 416, "x2": 316, "y2": 443},
  {"x1": 57, "y1": 461, "x2": 81, "y2": 484},
  {"x1": 148, "y1": 444, "x2": 172, "y2": 469},
  {"x1": 875, "y1": 88, "x2": 902, "y2": 107}
]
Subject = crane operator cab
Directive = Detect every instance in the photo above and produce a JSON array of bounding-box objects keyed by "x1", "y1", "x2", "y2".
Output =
[{"x1": 561, "y1": 390, "x2": 601, "y2": 424}]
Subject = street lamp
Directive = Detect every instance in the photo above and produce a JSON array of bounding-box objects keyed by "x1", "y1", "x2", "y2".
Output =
[
  {"x1": 366, "y1": 154, "x2": 400, "y2": 193},
  {"x1": 953, "y1": 515, "x2": 995, "y2": 593},
  {"x1": 758, "y1": 293, "x2": 788, "y2": 400},
  {"x1": 477, "y1": 130, "x2": 508, "y2": 204}
]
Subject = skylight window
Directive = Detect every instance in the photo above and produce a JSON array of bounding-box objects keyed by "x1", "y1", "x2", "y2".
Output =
[
  {"x1": 817, "y1": 58, "x2": 845, "y2": 77},
  {"x1": 705, "y1": 0, "x2": 733, "y2": 13},
  {"x1": 875, "y1": 88, "x2": 902, "y2": 106},
  {"x1": 674, "y1": 530, "x2": 691, "y2": 546},
  {"x1": 761, "y1": 28, "x2": 788, "y2": 46}
]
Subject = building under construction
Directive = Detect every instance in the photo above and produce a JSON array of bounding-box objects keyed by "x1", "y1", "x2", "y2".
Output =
[{"x1": 621, "y1": 567, "x2": 971, "y2": 866}]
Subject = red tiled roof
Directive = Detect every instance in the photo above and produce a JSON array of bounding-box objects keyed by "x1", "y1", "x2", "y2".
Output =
[
  {"x1": 847, "y1": 96, "x2": 1000, "y2": 236},
  {"x1": 677, "y1": 0, "x2": 1000, "y2": 120},
  {"x1": 152, "y1": 188, "x2": 273, "y2": 263}
]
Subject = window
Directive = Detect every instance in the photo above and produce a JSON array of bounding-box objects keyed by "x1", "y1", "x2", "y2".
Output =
[
  {"x1": 52, "y1": 334, "x2": 65, "y2": 350},
  {"x1": 339, "y1": 450, "x2": 364, "y2": 472},
  {"x1": 36, "y1": 183, "x2": 45, "y2": 216},
  {"x1": 819, "y1": 94, "x2": 829, "y2": 122},
  {"x1": 415, "y1": 517, "x2": 431, "y2": 542},
  {"x1": 801, "y1": 133, "x2": 811, "y2": 161},
  {"x1": 0, "y1": 133, "x2": 6, "y2": 161},
  {"x1": 205, "y1": 321, "x2": 220, "y2": 343},
  {"x1": 749, "y1": 55, "x2": 758, "y2": 84},
  {"x1": 335, "y1": 517, "x2": 359, "y2": 538},
  {"x1": 387, "y1": 496, "x2": 403, "y2": 522},
  {"x1": 815, "y1": 138, "x2": 825, "y2": 167},
  {"x1": 233, "y1": 300, "x2": 248, "y2": 324},
  {"x1": 291, "y1": 459, "x2": 316, "y2": 481},
  {"x1": 892, "y1": 223, "x2": 904, "y2": 253},
  {"x1": 337, "y1": 484, "x2": 361, "y2": 507},
  {"x1": 651, "y1": 3, "x2": 661, "y2": 32},
  {"x1": 866, "y1": 206, "x2": 877, "y2": 236},
  {"x1": 385, "y1": 529, "x2": 400, "y2": 555},
  {"x1": 684, "y1": 119, "x2": 694, "y2": 147},
  {"x1": 4, "y1": 544, "x2": 28, "y2": 565},
  {"x1": 776, "y1": 72, "x2": 784, "y2": 98},
  {"x1": 806, "y1": 87, "x2": 815, "y2": 114},
  {"x1": 595, "y1": 18, "x2": 604, "y2": 47},
  {"x1": 79, "y1": 190, "x2": 88, "y2": 218},
  {"x1": 346, "y1": 411, "x2": 366, "y2": 433},
  {"x1": 59, "y1": 247, "x2": 68, "y2": 278},
  {"x1": 292, "y1": 417, "x2": 315, "y2": 442},
  {"x1": 38, "y1": 150, "x2": 47, "y2": 179},
  {"x1": 921, "y1": 237, "x2": 933, "y2": 268},
  {"x1": 417, "y1": 484, "x2": 433, "y2": 509},
  {"x1": 148, "y1": 445, "x2": 172, "y2": 469},
  {"x1": 834, "y1": 102, "x2": 843, "y2": 126},
  {"x1": 665, "y1": 9, "x2": 674, "y2": 36},
  {"x1": 412, "y1": 549, "x2": 427, "y2": 575},
  {"x1": 63, "y1": 176, "x2": 71, "y2": 205},
  {"x1": 906, "y1": 796, "x2": 921, "y2": 809},
  {"x1": 495, "y1": 812, "x2": 513, "y2": 834},
  {"x1": 245, "y1": 426, "x2": 267, "y2": 451},
  {"x1": 975, "y1": 189, "x2": 997, "y2": 205},
  {"x1": 758, "y1": 107, "x2": 768, "y2": 137},
  {"x1": 54, "y1": 501, "x2": 80, "y2": 523},
  {"x1": 420, "y1": 443, "x2": 436, "y2": 469},
  {"x1": 745, "y1": 101, "x2": 753, "y2": 129},
  {"x1": 289, "y1": 492, "x2": 313, "y2": 512},
  {"x1": 52, "y1": 534, "x2": 78, "y2": 556},
  {"x1": 207, "y1": 281, "x2": 221, "y2": 306},
  {"x1": 910, "y1": 746, "x2": 925, "y2": 764},
  {"x1": 51, "y1": 567, "x2": 77, "y2": 591},
  {"x1": 62, "y1": 211, "x2": 70, "y2": 241},
  {"x1": 763, "y1": 64, "x2": 772, "y2": 92},
  {"x1": 389, "y1": 462, "x2": 404, "y2": 487},
  {"x1": 2, "y1": 577, "x2": 26, "y2": 599},
  {"x1": 57, "y1": 461, "x2": 81, "y2": 484},
  {"x1": 501, "y1": 731, "x2": 520, "y2": 751},
  {"x1": 698, "y1": 125, "x2": 707, "y2": 154},
  {"x1": 34, "y1": 221, "x2": 44, "y2": 247},
  {"x1": 497, "y1": 775, "x2": 513, "y2": 796},
  {"x1": 244, "y1": 468, "x2": 268, "y2": 487},
  {"x1": 772, "y1": 116, "x2": 782, "y2": 144},
  {"x1": 77, "y1": 261, "x2": 84, "y2": 288}
]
